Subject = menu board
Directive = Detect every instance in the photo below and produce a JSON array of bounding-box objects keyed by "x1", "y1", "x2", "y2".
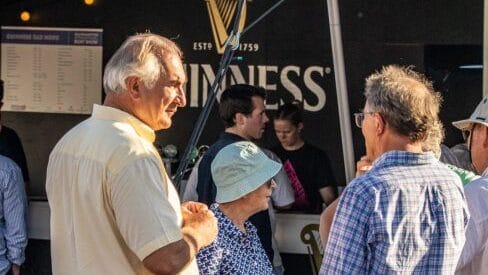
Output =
[{"x1": 1, "y1": 26, "x2": 103, "y2": 114}]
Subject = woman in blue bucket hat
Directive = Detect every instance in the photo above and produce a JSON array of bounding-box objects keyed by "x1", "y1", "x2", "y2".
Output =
[{"x1": 196, "y1": 141, "x2": 282, "y2": 275}]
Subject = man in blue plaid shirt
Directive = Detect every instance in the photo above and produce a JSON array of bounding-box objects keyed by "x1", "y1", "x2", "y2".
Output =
[{"x1": 320, "y1": 65, "x2": 469, "y2": 274}]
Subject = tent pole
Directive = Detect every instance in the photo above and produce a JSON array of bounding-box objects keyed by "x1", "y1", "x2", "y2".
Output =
[{"x1": 327, "y1": 0, "x2": 356, "y2": 184}]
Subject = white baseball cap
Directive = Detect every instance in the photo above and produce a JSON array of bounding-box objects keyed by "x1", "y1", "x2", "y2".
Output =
[{"x1": 452, "y1": 97, "x2": 488, "y2": 130}]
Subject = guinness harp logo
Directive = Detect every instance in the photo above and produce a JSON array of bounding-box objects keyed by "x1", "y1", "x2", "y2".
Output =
[{"x1": 205, "y1": 0, "x2": 247, "y2": 54}]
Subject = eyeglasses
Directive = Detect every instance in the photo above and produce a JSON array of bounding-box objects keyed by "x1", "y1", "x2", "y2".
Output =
[{"x1": 353, "y1": 112, "x2": 375, "y2": 128}]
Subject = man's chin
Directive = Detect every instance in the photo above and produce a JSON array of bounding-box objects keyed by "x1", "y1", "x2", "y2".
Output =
[{"x1": 155, "y1": 120, "x2": 172, "y2": 131}]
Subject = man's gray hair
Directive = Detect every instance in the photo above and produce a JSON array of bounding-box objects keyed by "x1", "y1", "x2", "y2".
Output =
[
  {"x1": 364, "y1": 65, "x2": 442, "y2": 142},
  {"x1": 103, "y1": 33, "x2": 182, "y2": 94}
]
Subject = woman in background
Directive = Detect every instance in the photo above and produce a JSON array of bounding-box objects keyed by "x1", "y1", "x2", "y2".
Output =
[{"x1": 271, "y1": 101, "x2": 337, "y2": 214}]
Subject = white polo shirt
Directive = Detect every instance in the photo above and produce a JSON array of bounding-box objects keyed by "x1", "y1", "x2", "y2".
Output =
[{"x1": 46, "y1": 104, "x2": 198, "y2": 275}]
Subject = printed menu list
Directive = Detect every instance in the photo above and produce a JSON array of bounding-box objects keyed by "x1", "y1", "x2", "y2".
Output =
[{"x1": 1, "y1": 26, "x2": 103, "y2": 114}]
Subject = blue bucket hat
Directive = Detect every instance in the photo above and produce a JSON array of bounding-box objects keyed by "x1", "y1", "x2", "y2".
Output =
[{"x1": 211, "y1": 141, "x2": 282, "y2": 203}]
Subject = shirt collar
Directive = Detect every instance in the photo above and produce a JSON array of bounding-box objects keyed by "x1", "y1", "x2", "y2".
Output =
[
  {"x1": 482, "y1": 167, "x2": 488, "y2": 177},
  {"x1": 91, "y1": 104, "x2": 156, "y2": 143},
  {"x1": 220, "y1": 131, "x2": 246, "y2": 142},
  {"x1": 373, "y1": 150, "x2": 436, "y2": 170},
  {"x1": 210, "y1": 203, "x2": 256, "y2": 238}
]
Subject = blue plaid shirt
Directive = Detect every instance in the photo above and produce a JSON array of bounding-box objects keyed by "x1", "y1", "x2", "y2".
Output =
[
  {"x1": 320, "y1": 151, "x2": 469, "y2": 274},
  {"x1": 197, "y1": 204, "x2": 273, "y2": 275},
  {"x1": 0, "y1": 156, "x2": 27, "y2": 274}
]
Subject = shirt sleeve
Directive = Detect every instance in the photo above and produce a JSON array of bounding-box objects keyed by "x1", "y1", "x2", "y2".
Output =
[
  {"x1": 2, "y1": 163, "x2": 28, "y2": 266},
  {"x1": 456, "y1": 217, "x2": 480, "y2": 271},
  {"x1": 320, "y1": 183, "x2": 371, "y2": 273},
  {"x1": 271, "y1": 166, "x2": 295, "y2": 207},
  {"x1": 197, "y1": 242, "x2": 222, "y2": 275},
  {"x1": 182, "y1": 158, "x2": 201, "y2": 202},
  {"x1": 316, "y1": 151, "x2": 337, "y2": 189},
  {"x1": 262, "y1": 148, "x2": 295, "y2": 207},
  {"x1": 109, "y1": 157, "x2": 183, "y2": 260},
  {"x1": 197, "y1": 153, "x2": 217, "y2": 205},
  {"x1": 456, "y1": 181, "x2": 487, "y2": 271}
]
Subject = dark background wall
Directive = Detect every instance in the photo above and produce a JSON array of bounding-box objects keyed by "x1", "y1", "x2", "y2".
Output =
[
  {"x1": 339, "y1": 0, "x2": 483, "y2": 159},
  {"x1": 0, "y1": 1, "x2": 484, "y2": 273},
  {"x1": 2, "y1": 0, "x2": 344, "y2": 197},
  {"x1": 1, "y1": 0, "x2": 482, "y2": 198}
]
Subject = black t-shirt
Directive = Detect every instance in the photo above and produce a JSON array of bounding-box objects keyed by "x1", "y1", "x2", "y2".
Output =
[
  {"x1": 271, "y1": 142, "x2": 337, "y2": 214},
  {"x1": 0, "y1": 125, "x2": 29, "y2": 182}
]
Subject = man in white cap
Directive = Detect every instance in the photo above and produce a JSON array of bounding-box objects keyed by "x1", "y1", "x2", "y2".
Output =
[{"x1": 455, "y1": 96, "x2": 488, "y2": 274}]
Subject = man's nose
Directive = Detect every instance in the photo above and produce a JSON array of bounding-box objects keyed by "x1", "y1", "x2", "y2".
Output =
[{"x1": 176, "y1": 87, "x2": 186, "y2": 107}]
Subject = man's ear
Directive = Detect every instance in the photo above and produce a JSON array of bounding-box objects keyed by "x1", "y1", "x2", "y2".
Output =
[
  {"x1": 126, "y1": 76, "x2": 142, "y2": 99},
  {"x1": 297, "y1": 122, "x2": 304, "y2": 132},
  {"x1": 235, "y1": 113, "x2": 245, "y2": 126},
  {"x1": 482, "y1": 125, "x2": 488, "y2": 148},
  {"x1": 375, "y1": 113, "x2": 386, "y2": 135}
]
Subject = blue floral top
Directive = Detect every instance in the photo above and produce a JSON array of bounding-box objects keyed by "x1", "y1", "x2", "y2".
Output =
[{"x1": 196, "y1": 203, "x2": 273, "y2": 275}]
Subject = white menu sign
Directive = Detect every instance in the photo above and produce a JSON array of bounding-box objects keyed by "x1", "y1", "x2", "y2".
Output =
[{"x1": 1, "y1": 26, "x2": 103, "y2": 114}]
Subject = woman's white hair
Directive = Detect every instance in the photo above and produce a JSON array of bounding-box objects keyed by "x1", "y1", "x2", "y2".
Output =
[{"x1": 103, "y1": 33, "x2": 182, "y2": 94}]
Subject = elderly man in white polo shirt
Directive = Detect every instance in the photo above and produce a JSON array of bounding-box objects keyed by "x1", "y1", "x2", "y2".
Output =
[
  {"x1": 455, "y1": 96, "x2": 488, "y2": 274},
  {"x1": 46, "y1": 33, "x2": 217, "y2": 275}
]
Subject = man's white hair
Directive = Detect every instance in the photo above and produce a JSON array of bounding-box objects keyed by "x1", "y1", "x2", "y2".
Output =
[{"x1": 102, "y1": 33, "x2": 182, "y2": 94}]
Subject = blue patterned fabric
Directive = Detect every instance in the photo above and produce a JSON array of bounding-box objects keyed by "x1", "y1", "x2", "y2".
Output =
[
  {"x1": 0, "y1": 155, "x2": 27, "y2": 274},
  {"x1": 320, "y1": 151, "x2": 469, "y2": 274},
  {"x1": 197, "y1": 204, "x2": 273, "y2": 275}
]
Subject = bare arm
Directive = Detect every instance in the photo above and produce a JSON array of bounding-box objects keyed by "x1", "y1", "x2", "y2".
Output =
[
  {"x1": 143, "y1": 202, "x2": 218, "y2": 275},
  {"x1": 319, "y1": 198, "x2": 339, "y2": 248},
  {"x1": 141, "y1": 232, "x2": 200, "y2": 274}
]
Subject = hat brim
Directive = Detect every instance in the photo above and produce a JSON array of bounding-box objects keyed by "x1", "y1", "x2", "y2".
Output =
[
  {"x1": 452, "y1": 119, "x2": 488, "y2": 130},
  {"x1": 215, "y1": 160, "x2": 282, "y2": 203}
]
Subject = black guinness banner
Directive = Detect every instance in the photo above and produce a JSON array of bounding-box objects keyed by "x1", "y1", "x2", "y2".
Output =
[
  {"x1": 0, "y1": 0, "x2": 347, "y2": 186},
  {"x1": 160, "y1": 0, "x2": 346, "y2": 184}
]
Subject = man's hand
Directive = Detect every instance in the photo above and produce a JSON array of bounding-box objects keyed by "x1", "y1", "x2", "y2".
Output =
[
  {"x1": 356, "y1": 156, "x2": 373, "y2": 177},
  {"x1": 181, "y1": 201, "x2": 208, "y2": 214},
  {"x1": 181, "y1": 201, "x2": 218, "y2": 250}
]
